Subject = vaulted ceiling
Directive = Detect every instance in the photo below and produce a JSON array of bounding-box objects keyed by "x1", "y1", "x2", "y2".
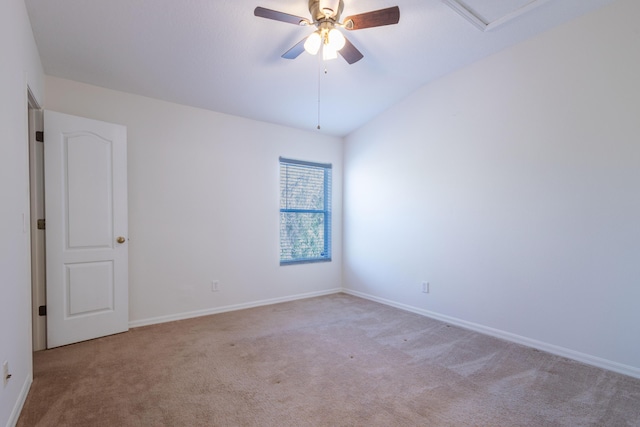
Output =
[{"x1": 25, "y1": 0, "x2": 616, "y2": 136}]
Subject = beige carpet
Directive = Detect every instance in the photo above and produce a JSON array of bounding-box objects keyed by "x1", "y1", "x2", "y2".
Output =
[{"x1": 17, "y1": 293, "x2": 640, "y2": 426}]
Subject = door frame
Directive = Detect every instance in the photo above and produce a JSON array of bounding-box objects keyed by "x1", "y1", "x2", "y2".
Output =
[{"x1": 28, "y1": 88, "x2": 46, "y2": 351}]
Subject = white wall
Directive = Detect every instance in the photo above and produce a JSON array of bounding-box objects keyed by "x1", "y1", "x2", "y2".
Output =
[
  {"x1": 44, "y1": 77, "x2": 343, "y2": 325},
  {"x1": 344, "y1": 0, "x2": 640, "y2": 377},
  {"x1": 0, "y1": 0, "x2": 44, "y2": 426}
]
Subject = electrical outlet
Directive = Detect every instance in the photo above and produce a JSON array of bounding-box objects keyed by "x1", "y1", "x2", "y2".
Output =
[
  {"x1": 211, "y1": 280, "x2": 220, "y2": 292},
  {"x1": 2, "y1": 361, "x2": 9, "y2": 387},
  {"x1": 422, "y1": 281, "x2": 430, "y2": 294}
]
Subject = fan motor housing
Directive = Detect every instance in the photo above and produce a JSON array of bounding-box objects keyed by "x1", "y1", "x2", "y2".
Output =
[{"x1": 309, "y1": 0, "x2": 344, "y2": 22}]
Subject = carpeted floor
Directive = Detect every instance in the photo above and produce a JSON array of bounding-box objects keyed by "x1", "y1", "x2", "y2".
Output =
[{"x1": 17, "y1": 293, "x2": 640, "y2": 426}]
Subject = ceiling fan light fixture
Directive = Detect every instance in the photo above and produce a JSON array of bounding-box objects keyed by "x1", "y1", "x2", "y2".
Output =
[
  {"x1": 304, "y1": 31, "x2": 322, "y2": 55},
  {"x1": 254, "y1": 1, "x2": 400, "y2": 65},
  {"x1": 322, "y1": 44, "x2": 338, "y2": 60},
  {"x1": 327, "y1": 28, "x2": 345, "y2": 51}
]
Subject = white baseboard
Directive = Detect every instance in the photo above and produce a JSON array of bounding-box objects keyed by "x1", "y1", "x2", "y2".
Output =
[
  {"x1": 129, "y1": 288, "x2": 343, "y2": 328},
  {"x1": 342, "y1": 289, "x2": 640, "y2": 380},
  {"x1": 6, "y1": 374, "x2": 31, "y2": 427}
]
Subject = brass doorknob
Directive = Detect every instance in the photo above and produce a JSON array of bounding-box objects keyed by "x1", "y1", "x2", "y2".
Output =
[{"x1": 116, "y1": 236, "x2": 126, "y2": 244}]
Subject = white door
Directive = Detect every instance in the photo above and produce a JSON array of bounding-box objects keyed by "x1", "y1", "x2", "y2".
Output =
[{"x1": 44, "y1": 110, "x2": 128, "y2": 348}]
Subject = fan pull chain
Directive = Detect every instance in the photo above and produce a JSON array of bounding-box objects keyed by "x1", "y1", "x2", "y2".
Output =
[
  {"x1": 317, "y1": 64, "x2": 329, "y2": 130},
  {"x1": 316, "y1": 63, "x2": 322, "y2": 130}
]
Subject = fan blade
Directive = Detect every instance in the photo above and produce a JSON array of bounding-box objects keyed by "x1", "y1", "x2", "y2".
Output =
[
  {"x1": 339, "y1": 37, "x2": 364, "y2": 64},
  {"x1": 343, "y1": 6, "x2": 400, "y2": 30},
  {"x1": 282, "y1": 38, "x2": 307, "y2": 60},
  {"x1": 254, "y1": 7, "x2": 311, "y2": 26}
]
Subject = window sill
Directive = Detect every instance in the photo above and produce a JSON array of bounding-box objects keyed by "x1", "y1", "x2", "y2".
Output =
[{"x1": 280, "y1": 258, "x2": 332, "y2": 266}]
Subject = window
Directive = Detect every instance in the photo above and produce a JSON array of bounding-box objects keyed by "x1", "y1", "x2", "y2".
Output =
[{"x1": 279, "y1": 157, "x2": 332, "y2": 265}]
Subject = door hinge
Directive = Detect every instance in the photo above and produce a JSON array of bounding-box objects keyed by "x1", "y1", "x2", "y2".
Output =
[
  {"x1": 38, "y1": 305, "x2": 47, "y2": 316},
  {"x1": 37, "y1": 219, "x2": 46, "y2": 230},
  {"x1": 35, "y1": 131, "x2": 44, "y2": 142}
]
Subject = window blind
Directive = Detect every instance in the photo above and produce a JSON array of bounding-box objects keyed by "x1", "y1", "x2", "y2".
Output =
[{"x1": 279, "y1": 157, "x2": 332, "y2": 265}]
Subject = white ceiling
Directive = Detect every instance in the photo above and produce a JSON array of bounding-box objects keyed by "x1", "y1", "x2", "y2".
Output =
[{"x1": 25, "y1": 0, "x2": 616, "y2": 137}]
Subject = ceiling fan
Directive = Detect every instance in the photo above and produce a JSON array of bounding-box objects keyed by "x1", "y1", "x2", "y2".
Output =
[{"x1": 254, "y1": 0, "x2": 400, "y2": 64}]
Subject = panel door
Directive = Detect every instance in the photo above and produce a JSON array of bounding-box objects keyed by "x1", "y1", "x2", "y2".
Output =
[{"x1": 44, "y1": 110, "x2": 128, "y2": 348}]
